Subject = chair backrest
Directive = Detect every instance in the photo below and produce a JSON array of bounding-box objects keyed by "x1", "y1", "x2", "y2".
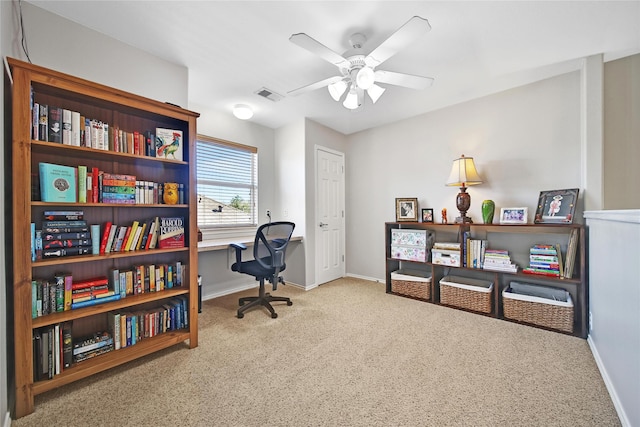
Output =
[{"x1": 254, "y1": 221, "x2": 295, "y2": 272}]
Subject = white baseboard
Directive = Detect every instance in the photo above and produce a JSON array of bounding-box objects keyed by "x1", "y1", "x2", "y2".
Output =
[
  {"x1": 3, "y1": 411, "x2": 11, "y2": 427},
  {"x1": 588, "y1": 336, "x2": 630, "y2": 427},
  {"x1": 346, "y1": 273, "x2": 384, "y2": 283}
]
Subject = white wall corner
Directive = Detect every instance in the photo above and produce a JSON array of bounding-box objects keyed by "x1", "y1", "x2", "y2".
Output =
[{"x1": 580, "y1": 54, "x2": 604, "y2": 211}]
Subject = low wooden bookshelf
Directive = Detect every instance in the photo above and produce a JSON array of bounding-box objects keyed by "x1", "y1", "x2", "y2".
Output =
[
  {"x1": 385, "y1": 222, "x2": 588, "y2": 338},
  {"x1": 8, "y1": 58, "x2": 200, "y2": 418}
]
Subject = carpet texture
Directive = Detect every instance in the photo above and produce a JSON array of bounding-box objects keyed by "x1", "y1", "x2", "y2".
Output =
[{"x1": 14, "y1": 277, "x2": 619, "y2": 426}]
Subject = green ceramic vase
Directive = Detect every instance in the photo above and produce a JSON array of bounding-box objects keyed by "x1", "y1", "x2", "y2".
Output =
[{"x1": 481, "y1": 200, "x2": 495, "y2": 224}]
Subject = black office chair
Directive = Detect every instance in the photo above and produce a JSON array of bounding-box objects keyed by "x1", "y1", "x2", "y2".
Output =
[{"x1": 230, "y1": 221, "x2": 295, "y2": 319}]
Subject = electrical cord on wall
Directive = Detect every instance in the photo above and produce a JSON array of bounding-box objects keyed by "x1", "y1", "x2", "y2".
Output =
[{"x1": 19, "y1": 0, "x2": 32, "y2": 63}]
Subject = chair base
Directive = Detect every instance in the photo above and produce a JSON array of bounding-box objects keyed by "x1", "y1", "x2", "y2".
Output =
[{"x1": 237, "y1": 293, "x2": 292, "y2": 318}]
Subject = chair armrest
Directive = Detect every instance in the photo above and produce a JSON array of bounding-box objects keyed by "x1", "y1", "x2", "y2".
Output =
[{"x1": 229, "y1": 243, "x2": 247, "y2": 267}]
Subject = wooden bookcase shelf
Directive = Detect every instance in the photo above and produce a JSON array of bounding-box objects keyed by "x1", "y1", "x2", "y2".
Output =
[
  {"x1": 8, "y1": 58, "x2": 200, "y2": 418},
  {"x1": 385, "y1": 222, "x2": 588, "y2": 338}
]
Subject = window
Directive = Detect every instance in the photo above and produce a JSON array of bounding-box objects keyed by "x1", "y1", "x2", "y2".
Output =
[{"x1": 196, "y1": 135, "x2": 258, "y2": 231}]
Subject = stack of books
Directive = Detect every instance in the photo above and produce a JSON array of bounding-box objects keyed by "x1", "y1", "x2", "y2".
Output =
[
  {"x1": 72, "y1": 331, "x2": 114, "y2": 363},
  {"x1": 101, "y1": 173, "x2": 136, "y2": 205},
  {"x1": 71, "y1": 276, "x2": 121, "y2": 309},
  {"x1": 482, "y1": 249, "x2": 518, "y2": 272},
  {"x1": 39, "y1": 211, "x2": 92, "y2": 258},
  {"x1": 523, "y1": 244, "x2": 561, "y2": 277}
]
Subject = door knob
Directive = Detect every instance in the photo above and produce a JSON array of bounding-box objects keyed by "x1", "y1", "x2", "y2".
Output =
[{"x1": 319, "y1": 222, "x2": 328, "y2": 227}]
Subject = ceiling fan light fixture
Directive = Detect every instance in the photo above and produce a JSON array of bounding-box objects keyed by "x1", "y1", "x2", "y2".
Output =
[
  {"x1": 366, "y1": 84, "x2": 386, "y2": 103},
  {"x1": 328, "y1": 80, "x2": 348, "y2": 101},
  {"x1": 233, "y1": 104, "x2": 253, "y2": 120},
  {"x1": 355, "y1": 66, "x2": 375, "y2": 90},
  {"x1": 343, "y1": 86, "x2": 360, "y2": 110}
]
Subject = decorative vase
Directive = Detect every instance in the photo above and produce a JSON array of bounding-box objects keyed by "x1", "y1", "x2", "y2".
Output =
[
  {"x1": 163, "y1": 182, "x2": 179, "y2": 205},
  {"x1": 481, "y1": 200, "x2": 495, "y2": 224}
]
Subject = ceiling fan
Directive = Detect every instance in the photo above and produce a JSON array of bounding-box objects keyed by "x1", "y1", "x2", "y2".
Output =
[{"x1": 288, "y1": 16, "x2": 434, "y2": 110}]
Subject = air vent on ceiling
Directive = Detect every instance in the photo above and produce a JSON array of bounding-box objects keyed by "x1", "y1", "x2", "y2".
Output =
[{"x1": 255, "y1": 87, "x2": 284, "y2": 102}]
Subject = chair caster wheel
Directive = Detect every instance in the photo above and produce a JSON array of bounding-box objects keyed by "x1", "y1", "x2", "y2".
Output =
[
  {"x1": 237, "y1": 313, "x2": 244, "y2": 319},
  {"x1": 271, "y1": 313, "x2": 278, "y2": 319},
  {"x1": 287, "y1": 301, "x2": 293, "y2": 306}
]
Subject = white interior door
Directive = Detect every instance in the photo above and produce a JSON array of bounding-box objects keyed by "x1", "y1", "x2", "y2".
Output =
[{"x1": 315, "y1": 146, "x2": 345, "y2": 285}]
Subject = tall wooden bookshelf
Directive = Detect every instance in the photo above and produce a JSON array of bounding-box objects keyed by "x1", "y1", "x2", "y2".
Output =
[{"x1": 8, "y1": 58, "x2": 199, "y2": 418}]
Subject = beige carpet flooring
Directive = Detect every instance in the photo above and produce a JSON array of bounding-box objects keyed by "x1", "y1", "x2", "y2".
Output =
[{"x1": 14, "y1": 277, "x2": 620, "y2": 426}]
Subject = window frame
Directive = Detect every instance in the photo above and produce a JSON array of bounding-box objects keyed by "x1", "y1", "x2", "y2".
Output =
[{"x1": 196, "y1": 134, "x2": 258, "y2": 239}]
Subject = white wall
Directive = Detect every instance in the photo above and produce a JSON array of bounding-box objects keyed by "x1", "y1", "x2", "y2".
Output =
[
  {"x1": 604, "y1": 54, "x2": 640, "y2": 209},
  {"x1": 194, "y1": 104, "x2": 289, "y2": 298},
  {"x1": 346, "y1": 72, "x2": 582, "y2": 281},
  {"x1": 585, "y1": 210, "x2": 640, "y2": 427}
]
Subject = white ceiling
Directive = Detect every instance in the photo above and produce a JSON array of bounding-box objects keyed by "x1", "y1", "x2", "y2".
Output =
[{"x1": 29, "y1": 1, "x2": 640, "y2": 135}]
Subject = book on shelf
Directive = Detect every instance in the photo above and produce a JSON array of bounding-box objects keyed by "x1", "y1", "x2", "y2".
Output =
[
  {"x1": 62, "y1": 109, "x2": 72, "y2": 145},
  {"x1": 43, "y1": 210, "x2": 84, "y2": 221},
  {"x1": 77, "y1": 166, "x2": 87, "y2": 203},
  {"x1": 71, "y1": 293, "x2": 121, "y2": 309},
  {"x1": 159, "y1": 217, "x2": 185, "y2": 248},
  {"x1": 42, "y1": 238, "x2": 92, "y2": 249},
  {"x1": 43, "y1": 247, "x2": 92, "y2": 258},
  {"x1": 37, "y1": 104, "x2": 48, "y2": 141},
  {"x1": 48, "y1": 106, "x2": 62, "y2": 143},
  {"x1": 99, "y1": 222, "x2": 113, "y2": 255},
  {"x1": 39, "y1": 162, "x2": 77, "y2": 203},
  {"x1": 155, "y1": 128, "x2": 183, "y2": 160}
]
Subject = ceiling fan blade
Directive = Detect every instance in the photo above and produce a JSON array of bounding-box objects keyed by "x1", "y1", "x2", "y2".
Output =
[
  {"x1": 374, "y1": 70, "x2": 434, "y2": 90},
  {"x1": 288, "y1": 75, "x2": 343, "y2": 97},
  {"x1": 365, "y1": 16, "x2": 432, "y2": 68},
  {"x1": 290, "y1": 33, "x2": 351, "y2": 70}
]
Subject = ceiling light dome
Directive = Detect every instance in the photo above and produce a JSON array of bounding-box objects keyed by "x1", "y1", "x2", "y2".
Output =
[{"x1": 233, "y1": 104, "x2": 253, "y2": 120}]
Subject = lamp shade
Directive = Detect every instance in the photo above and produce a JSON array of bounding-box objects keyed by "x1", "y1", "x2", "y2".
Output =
[
  {"x1": 343, "y1": 85, "x2": 360, "y2": 110},
  {"x1": 446, "y1": 155, "x2": 483, "y2": 187},
  {"x1": 328, "y1": 80, "x2": 348, "y2": 101},
  {"x1": 366, "y1": 84, "x2": 386, "y2": 103}
]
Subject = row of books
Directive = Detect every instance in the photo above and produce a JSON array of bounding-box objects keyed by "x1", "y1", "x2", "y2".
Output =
[
  {"x1": 31, "y1": 102, "x2": 184, "y2": 160},
  {"x1": 100, "y1": 216, "x2": 185, "y2": 254},
  {"x1": 32, "y1": 323, "x2": 72, "y2": 381},
  {"x1": 109, "y1": 261, "x2": 185, "y2": 298},
  {"x1": 38, "y1": 162, "x2": 183, "y2": 205},
  {"x1": 31, "y1": 213, "x2": 185, "y2": 260},
  {"x1": 32, "y1": 261, "x2": 185, "y2": 318},
  {"x1": 108, "y1": 296, "x2": 189, "y2": 351},
  {"x1": 33, "y1": 297, "x2": 190, "y2": 382}
]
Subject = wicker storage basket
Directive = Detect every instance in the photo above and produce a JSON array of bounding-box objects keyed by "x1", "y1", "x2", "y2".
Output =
[
  {"x1": 502, "y1": 286, "x2": 574, "y2": 333},
  {"x1": 391, "y1": 269, "x2": 431, "y2": 300},
  {"x1": 439, "y1": 276, "x2": 493, "y2": 314}
]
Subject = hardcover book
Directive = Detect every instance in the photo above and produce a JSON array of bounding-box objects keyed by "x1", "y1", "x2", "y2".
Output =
[
  {"x1": 158, "y1": 217, "x2": 185, "y2": 249},
  {"x1": 155, "y1": 128, "x2": 183, "y2": 161},
  {"x1": 48, "y1": 106, "x2": 62, "y2": 143},
  {"x1": 39, "y1": 163, "x2": 77, "y2": 203}
]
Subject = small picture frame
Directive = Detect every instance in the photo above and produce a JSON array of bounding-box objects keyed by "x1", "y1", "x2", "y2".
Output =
[
  {"x1": 421, "y1": 208, "x2": 434, "y2": 223},
  {"x1": 534, "y1": 188, "x2": 579, "y2": 224},
  {"x1": 500, "y1": 207, "x2": 528, "y2": 224},
  {"x1": 396, "y1": 198, "x2": 418, "y2": 222}
]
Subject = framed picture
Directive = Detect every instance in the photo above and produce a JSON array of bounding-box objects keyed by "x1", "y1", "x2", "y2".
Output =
[
  {"x1": 500, "y1": 207, "x2": 528, "y2": 224},
  {"x1": 395, "y1": 198, "x2": 418, "y2": 222},
  {"x1": 421, "y1": 208, "x2": 434, "y2": 223},
  {"x1": 534, "y1": 188, "x2": 579, "y2": 224}
]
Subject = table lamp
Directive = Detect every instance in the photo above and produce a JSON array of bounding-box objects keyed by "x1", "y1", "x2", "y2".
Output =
[{"x1": 446, "y1": 154, "x2": 483, "y2": 223}]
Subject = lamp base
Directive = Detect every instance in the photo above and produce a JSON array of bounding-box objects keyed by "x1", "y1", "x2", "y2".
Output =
[{"x1": 455, "y1": 215, "x2": 473, "y2": 224}]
